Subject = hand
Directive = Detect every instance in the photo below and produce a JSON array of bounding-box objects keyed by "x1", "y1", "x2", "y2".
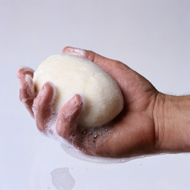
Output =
[{"x1": 17, "y1": 47, "x2": 159, "y2": 158}]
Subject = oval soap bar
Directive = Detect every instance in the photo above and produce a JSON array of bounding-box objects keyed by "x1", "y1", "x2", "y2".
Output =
[{"x1": 33, "y1": 54, "x2": 124, "y2": 128}]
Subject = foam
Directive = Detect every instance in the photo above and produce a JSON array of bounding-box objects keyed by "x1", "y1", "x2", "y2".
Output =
[
  {"x1": 35, "y1": 105, "x2": 155, "y2": 164},
  {"x1": 31, "y1": 83, "x2": 132, "y2": 163},
  {"x1": 60, "y1": 141, "x2": 163, "y2": 164},
  {"x1": 44, "y1": 113, "x2": 71, "y2": 148},
  {"x1": 41, "y1": 113, "x2": 128, "y2": 164}
]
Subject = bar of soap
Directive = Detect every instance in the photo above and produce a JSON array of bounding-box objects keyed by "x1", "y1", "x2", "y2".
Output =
[{"x1": 33, "y1": 54, "x2": 124, "y2": 128}]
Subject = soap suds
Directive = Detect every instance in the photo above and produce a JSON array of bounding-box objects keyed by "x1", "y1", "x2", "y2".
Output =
[{"x1": 40, "y1": 110, "x2": 125, "y2": 163}]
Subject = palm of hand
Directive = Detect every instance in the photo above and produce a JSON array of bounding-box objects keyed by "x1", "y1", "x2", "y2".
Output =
[
  {"x1": 98, "y1": 64, "x2": 158, "y2": 158},
  {"x1": 77, "y1": 51, "x2": 158, "y2": 158}
]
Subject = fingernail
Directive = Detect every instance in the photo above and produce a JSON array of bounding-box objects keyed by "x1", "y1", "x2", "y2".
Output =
[
  {"x1": 69, "y1": 96, "x2": 77, "y2": 105},
  {"x1": 38, "y1": 85, "x2": 47, "y2": 97}
]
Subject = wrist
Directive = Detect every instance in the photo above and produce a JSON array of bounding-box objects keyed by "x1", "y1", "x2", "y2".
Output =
[{"x1": 154, "y1": 93, "x2": 190, "y2": 153}]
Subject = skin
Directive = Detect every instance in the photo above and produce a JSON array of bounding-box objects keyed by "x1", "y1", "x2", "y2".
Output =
[{"x1": 17, "y1": 47, "x2": 190, "y2": 158}]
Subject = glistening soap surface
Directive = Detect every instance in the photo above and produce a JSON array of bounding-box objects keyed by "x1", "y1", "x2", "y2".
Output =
[{"x1": 33, "y1": 54, "x2": 124, "y2": 128}]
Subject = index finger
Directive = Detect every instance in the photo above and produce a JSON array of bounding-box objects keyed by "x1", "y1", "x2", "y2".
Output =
[{"x1": 62, "y1": 46, "x2": 116, "y2": 71}]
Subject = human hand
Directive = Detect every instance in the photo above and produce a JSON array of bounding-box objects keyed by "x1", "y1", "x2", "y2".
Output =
[{"x1": 17, "y1": 47, "x2": 160, "y2": 158}]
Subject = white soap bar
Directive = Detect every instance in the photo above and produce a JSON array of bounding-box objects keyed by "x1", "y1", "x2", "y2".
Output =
[{"x1": 33, "y1": 54, "x2": 124, "y2": 128}]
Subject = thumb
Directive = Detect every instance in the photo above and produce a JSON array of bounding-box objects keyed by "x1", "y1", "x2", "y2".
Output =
[{"x1": 62, "y1": 46, "x2": 131, "y2": 96}]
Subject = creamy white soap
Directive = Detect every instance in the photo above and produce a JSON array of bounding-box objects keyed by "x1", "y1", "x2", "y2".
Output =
[{"x1": 33, "y1": 54, "x2": 124, "y2": 128}]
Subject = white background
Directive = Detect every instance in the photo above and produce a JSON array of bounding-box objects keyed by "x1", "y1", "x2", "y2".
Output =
[{"x1": 0, "y1": 0, "x2": 190, "y2": 189}]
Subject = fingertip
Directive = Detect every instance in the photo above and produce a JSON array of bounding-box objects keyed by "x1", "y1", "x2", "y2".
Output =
[
  {"x1": 44, "y1": 82, "x2": 57, "y2": 104},
  {"x1": 62, "y1": 47, "x2": 103, "y2": 67},
  {"x1": 19, "y1": 74, "x2": 34, "y2": 96},
  {"x1": 62, "y1": 46, "x2": 71, "y2": 53},
  {"x1": 33, "y1": 82, "x2": 56, "y2": 112},
  {"x1": 17, "y1": 67, "x2": 34, "y2": 79},
  {"x1": 43, "y1": 82, "x2": 55, "y2": 95},
  {"x1": 67, "y1": 94, "x2": 83, "y2": 112},
  {"x1": 62, "y1": 46, "x2": 86, "y2": 59},
  {"x1": 62, "y1": 46, "x2": 77, "y2": 53}
]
